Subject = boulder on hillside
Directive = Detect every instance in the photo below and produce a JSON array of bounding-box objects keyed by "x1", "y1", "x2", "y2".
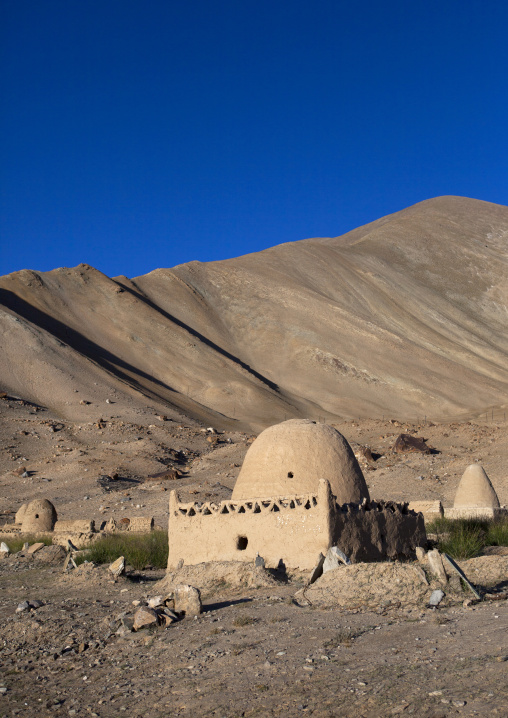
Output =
[{"x1": 393, "y1": 434, "x2": 434, "y2": 454}]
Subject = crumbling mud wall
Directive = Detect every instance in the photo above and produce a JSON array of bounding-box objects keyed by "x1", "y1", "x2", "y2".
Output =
[
  {"x1": 1, "y1": 509, "x2": 156, "y2": 547},
  {"x1": 332, "y1": 500, "x2": 426, "y2": 562},
  {"x1": 408, "y1": 500, "x2": 443, "y2": 524},
  {"x1": 54, "y1": 520, "x2": 95, "y2": 534},
  {"x1": 128, "y1": 516, "x2": 155, "y2": 532},
  {"x1": 168, "y1": 479, "x2": 335, "y2": 570}
]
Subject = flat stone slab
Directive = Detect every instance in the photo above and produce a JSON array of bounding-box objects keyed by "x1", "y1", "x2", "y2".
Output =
[
  {"x1": 109, "y1": 556, "x2": 125, "y2": 576},
  {"x1": 27, "y1": 542, "x2": 45, "y2": 555},
  {"x1": 427, "y1": 549, "x2": 447, "y2": 582},
  {"x1": 323, "y1": 546, "x2": 351, "y2": 574}
]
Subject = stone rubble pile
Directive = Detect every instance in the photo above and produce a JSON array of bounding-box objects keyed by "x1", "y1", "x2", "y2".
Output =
[{"x1": 113, "y1": 584, "x2": 202, "y2": 635}]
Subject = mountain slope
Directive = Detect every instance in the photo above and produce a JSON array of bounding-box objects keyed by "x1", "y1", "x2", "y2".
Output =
[{"x1": 1, "y1": 196, "x2": 507, "y2": 428}]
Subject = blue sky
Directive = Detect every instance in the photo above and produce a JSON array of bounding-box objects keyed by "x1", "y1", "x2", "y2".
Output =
[{"x1": 1, "y1": 0, "x2": 507, "y2": 278}]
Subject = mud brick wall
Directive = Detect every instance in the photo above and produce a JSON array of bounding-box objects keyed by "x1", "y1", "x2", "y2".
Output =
[{"x1": 167, "y1": 480, "x2": 335, "y2": 570}]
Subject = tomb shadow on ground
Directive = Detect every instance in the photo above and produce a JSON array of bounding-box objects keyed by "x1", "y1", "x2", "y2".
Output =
[{"x1": 203, "y1": 597, "x2": 253, "y2": 612}]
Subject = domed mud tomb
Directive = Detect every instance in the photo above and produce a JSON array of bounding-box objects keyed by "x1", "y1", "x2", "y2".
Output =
[{"x1": 167, "y1": 420, "x2": 426, "y2": 570}]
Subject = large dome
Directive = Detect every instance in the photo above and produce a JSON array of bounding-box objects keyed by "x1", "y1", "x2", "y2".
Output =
[{"x1": 232, "y1": 419, "x2": 369, "y2": 503}]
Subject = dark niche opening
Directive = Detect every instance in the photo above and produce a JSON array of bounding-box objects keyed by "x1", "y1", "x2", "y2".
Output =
[{"x1": 236, "y1": 536, "x2": 248, "y2": 551}]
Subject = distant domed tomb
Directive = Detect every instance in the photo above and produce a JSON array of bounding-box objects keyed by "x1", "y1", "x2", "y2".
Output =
[
  {"x1": 446, "y1": 464, "x2": 506, "y2": 520},
  {"x1": 20, "y1": 499, "x2": 57, "y2": 533}
]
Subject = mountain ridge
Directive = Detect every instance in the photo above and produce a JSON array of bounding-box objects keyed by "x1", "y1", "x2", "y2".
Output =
[{"x1": 1, "y1": 196, "x2": 507, "y2": 429}]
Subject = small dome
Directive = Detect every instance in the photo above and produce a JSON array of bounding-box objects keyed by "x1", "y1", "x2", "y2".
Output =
[
  {"x1": 454, "y1": 465, "x2": 500, "y2": 509},
  {"x1": 15, "y1": 503, "x2": 27, "y2": 524},
  {"x1": 20, "y1": 499, "x2": 57, "y2": 532},
  {"x1": 232, "y1": 419, "x2": 369, "y2": 503}
]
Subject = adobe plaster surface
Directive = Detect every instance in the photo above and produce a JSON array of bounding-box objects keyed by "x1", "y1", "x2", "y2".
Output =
[
  {"x1": 167, "y1": 480, "x2": 425, "y2": 570},
  {"x1": 453, "y1": 464, "x2": 500, "y2": 508},
  {"x1": 232, "y1": 419, "x2": 369, "y2": 503},
  {"x1": 445, "y1": 463, "x2": 507, "y2": 519},
  {"x1": 20, "y1": 498, "x2": 57, "y2": 533}
]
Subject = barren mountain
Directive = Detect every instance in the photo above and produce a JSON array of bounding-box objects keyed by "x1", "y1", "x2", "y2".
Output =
[{"x1": 1, "y1": 196, "x2": 507, "y2": 430}]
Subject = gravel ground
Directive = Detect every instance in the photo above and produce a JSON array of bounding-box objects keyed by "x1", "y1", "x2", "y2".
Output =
[{"x1": 0, "y1": 552, "x2": 507, "y2": 718}]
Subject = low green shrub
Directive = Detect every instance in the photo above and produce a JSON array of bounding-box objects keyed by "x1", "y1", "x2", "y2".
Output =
[
  {"x1": 78, "y1": 530, "x2": 168, "y2": 570},
  {"x1": 438, "y1": 522, "x2": 485, "y2": 560},
  {"x1": 426, "y1": 516, "x2": 489, "y2": 537},
  {"x1": 4, "y1": 535, "x2": 53, "y2": 553},
  {"x1": 486, "y1": 517, "x2": 508, "y2": 547},
  {"x1": 426, "y1": 516, "x2": 508, "y2": 559}
]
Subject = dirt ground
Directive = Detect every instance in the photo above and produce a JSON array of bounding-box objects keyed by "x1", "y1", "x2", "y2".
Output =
[
  {"x1": 1, "y1": 393, "x2": 508, "y2": 717},
  {"x1": 0, "y1": 551, "x2": 507, "y2": 718}
]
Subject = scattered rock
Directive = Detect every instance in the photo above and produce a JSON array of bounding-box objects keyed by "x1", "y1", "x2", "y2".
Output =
[
  {"x1": 133, "y1": 606, "x2": 159, "y2": 631},
  {"x1": 15, "y1": 599, "x2": 43, "y2": 613},
  {"x1": 356, "y1": 445, "x2": 375, "y2": 462},
  {"x1": 415, "y1": 546, "x2": 426, "y2": 562},
  {"x1": 109, "y1": 556, "x2": 125, "y2": 577},
  {"x1": 148, "y1": 596, "x2": 164, "y2": 609},
  {"x1": 0, "y1": 541, "x2": 10, "y2": 555},
  {"x1": 393, "y1": 434, "x2": 433, "y2": 454},
  {"x1": 157, "y1": 607, "x2": 179, "y2": 627},
  {"x1": 428, "y1": 589, "x2": 445, "y2": 607},
  {"x1": 145, "y1": 469, "x2": 182, "y2": 481},
  {"x1": 116, "y1": 617, "x2": 135, "y2": 634},
  {"x1": 34, "y1": 544, "x2": 67, "y2": 565},
  {"x1": 414, "y1": 566, "x2": 429, "y2": 585},
  {"x1": 255, "y1": 554, "x2": 265, "y2": 568},
  {"x1": 173, "y1": 584, "x2": 202, "y2": 616}
]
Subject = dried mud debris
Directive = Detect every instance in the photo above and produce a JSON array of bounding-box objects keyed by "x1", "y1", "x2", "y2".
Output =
[{"x1": 157, "y1": 560, "x2": 285, "y2": 600}]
